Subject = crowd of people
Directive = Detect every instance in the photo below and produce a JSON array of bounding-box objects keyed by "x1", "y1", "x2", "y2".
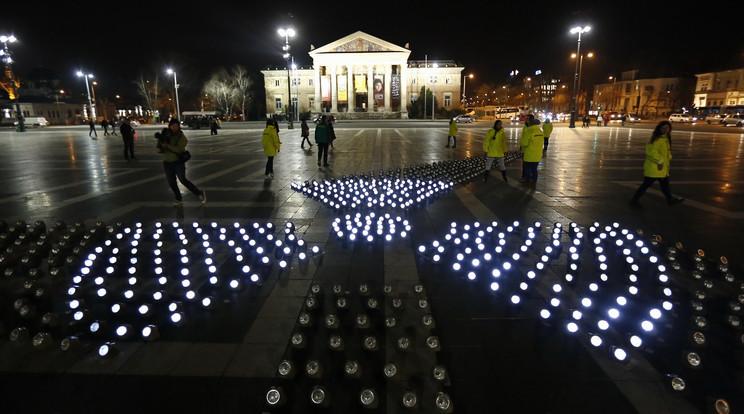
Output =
[{"x1": 81, "y1": 113, "x2": 684, "y2": 209}]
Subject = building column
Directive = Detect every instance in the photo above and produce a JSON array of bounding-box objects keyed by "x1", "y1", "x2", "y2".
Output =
[
  {"x1": 330, "y1": 65, "x2": 338, "y2": 113},
  {"x1": 347, "y1": 66, "x2": 355, "y2": 113},
  {"x1": 400, "y1": 64, "x2": 408, "y2": 118},
  {"x1": 367, "y1": 65, "x2": 374, "y2": 112},
  {"x1": 384, "y1": 64, "x2": 392, "y2": 112},
  {"x1": 314, "y1": 66, "x2": 321, "y2": 112}
]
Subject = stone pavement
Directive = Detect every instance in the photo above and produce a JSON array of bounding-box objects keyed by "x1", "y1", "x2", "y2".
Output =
[{"x1": 0, "y1": 121, "x2": 742, "y2": 413}]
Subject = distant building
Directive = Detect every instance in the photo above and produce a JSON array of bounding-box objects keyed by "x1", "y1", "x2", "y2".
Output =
[
  {"x1": 261, "y1": 31, "x2": 464, "y2": 119},
  {"x1": 592, "y1": 70, "x2": 694, "y2": 117},
  {"x1": 693, "y1": 68, "x2": 744, "y2": 113}
]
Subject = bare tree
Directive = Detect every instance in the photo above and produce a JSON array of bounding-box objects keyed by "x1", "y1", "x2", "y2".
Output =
[
  {"x1": 133, "y1": 73, "x2": 161, "y2": 122},
  {"x1": 202, "y1": 68, "x2": 236, "y2": 120},
  {"x1": 230, "y1": 65, "x2": 254, "y2": 121}
]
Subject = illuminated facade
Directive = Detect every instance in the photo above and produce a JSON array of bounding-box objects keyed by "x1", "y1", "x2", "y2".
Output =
[
  {"x1": 693, "y1": 68, "x2": 744, "y2": 110},
  {"x1": 262, "y1": 31, "x2": 464, "y2": 119}
]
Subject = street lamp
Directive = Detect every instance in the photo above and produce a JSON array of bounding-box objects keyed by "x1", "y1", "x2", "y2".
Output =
[
  {"x1": 569, "y1": 25, "x2": 590, "y2": 128},
  {"x1": 431, "y1": 63, "x2": 438, "y2": 121},
  {"x1": 278, "y1": 27, "x2": 295, "y2": 129},
  {"x1": 1, "y1": 35, "x2": 24, "y2": 132},
  {"x1": 76, "y1": 70, "x2": 95, "y2": 121},
  {"x1": 570, "y1": 51, "x2": 593, "y2": 116},
  {"x1": 166, "y1": 68, "x2": 181, "y2": 122},
  {"x1": 462, "y1": 73, "x2": 473, "y2": 106}
]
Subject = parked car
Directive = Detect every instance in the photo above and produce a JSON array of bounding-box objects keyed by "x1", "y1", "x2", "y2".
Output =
[
  {"x1": 722, "y1": 114, "x2": 744, "y2": 127},
  {"x1": 453, "y1": 114, "x2": 475, "y2": 123},
  {"x1": 668, "y1": 113, "x2": 693, "y2": 123},
  {"x1": 705, "y1": 114, "x2": 726, "y2": 124},
  {"x1": 313, "y1": 114, "x2": 336, "y2": 124},
  {"x1": 14, "y1": 116, "x2": 48, "y2": 127}
]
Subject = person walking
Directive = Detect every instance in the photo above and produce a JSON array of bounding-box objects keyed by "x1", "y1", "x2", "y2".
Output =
[
  {"x1": 483, "y1": 120, "x2": 509, "y2": 182},
  {"x1": 629, "y1": 121, "x2": 684, "y2": 208},
  {"x1": 519, "y1": 115, "x2": 544, "y2": 184},
  {"x1": 120, "y1": 118, "x2": 136, "y2": 161},
  {"x1": 603, "y1": 112, "x2": 609, "y2": 126},
  {"x1": 110, "y1": 118, "x2": 118, "y2": 136},
  {"x1": 328, "y1": 118, "x2": 337, "y2": 150},
  {"x1": 262, "y1": 119, "x2": 281, "y2": 179},
  {"x1": 542, "y1": 116, "x2": 554, "y2": 151},
  {"x1": 157, "y1": 118, "x2": 206, "y2": 206},
  {"x1": 621, "y1": 114, "x2": 627, "y2": 126},
  {"x1": 300, "y1": 119, "x2": 312, "y2": 148},
  {"x1": 101, "y1": 119, "x2": 110, "y2": 136},
  {"x1": 315, "y1": 115, "x2": 330, "y2": 167},
  {"x1": 88, "y1": 119, "x2": 98, "y2": 139},
  {"x1": 210, "y1": 118, "x2": 219, "y2": 135},
  {"x1": 445, "y1": 117, "x2": 458, "y2": 148}
]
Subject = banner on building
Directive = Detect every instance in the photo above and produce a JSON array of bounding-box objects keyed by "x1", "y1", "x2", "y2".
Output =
[
  {"x1": 391, "y1": 74, "x2": 400, "y2": 100},
  {"x1": 354, "y1": 75, "x2": 367, "y2": 93},
  {"x1": 321, "y1": 76, "x2": 331, "y2": 102},
  {"x1": 374, "y1": 74, "x2": 384, "y2": 101},
  {"x1": 337, "y1": 75, "x2": 347, "y2": 102}
]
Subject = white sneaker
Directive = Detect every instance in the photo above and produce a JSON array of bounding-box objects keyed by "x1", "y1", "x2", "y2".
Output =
[{"x1": 199, "y1": 191, "x2": 207, "y2": 204}]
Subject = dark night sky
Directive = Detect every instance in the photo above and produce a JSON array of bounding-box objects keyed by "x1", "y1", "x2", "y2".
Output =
[{"x1": 1, "y1": 1, "x2": 742, "y2": 107}]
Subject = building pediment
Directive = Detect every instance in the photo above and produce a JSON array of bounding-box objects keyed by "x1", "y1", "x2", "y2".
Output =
[{"x1": 309, "y1": 31, "x2": 410, "y2": 56}]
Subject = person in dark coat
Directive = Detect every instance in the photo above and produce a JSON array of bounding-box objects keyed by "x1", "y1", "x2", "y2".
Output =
[
  {"x1": 89, "y1": 119, "x2": 98, "y2": 139},
  {"x1": 120, "y1": 118, "x2": 136, "y2": 161}
]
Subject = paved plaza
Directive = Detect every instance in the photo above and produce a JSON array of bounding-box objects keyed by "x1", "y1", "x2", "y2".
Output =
[{"x1": 0, "y1": 120, "x2": 742, "y2": 413}]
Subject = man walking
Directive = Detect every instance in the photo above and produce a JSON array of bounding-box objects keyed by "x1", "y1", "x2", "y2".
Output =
[
  {"x1": 88, "y1": 119, "x2": 98, "y2": 139},
  {"x1": 120, "y1": 118, "x2": 136, "y2": 161},
  {"x1": 315, "y1": 116, "x2": 330, "y2": 167}
]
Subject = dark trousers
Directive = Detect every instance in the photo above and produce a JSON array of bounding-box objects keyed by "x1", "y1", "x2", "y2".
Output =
[
  {"x1": 265, "y1": 156, "x2": 274, "y2": 175},
  {"x1": 301, "y1": 135, "x2": 312, "y2": 147},
  {"x1": 123, "y1": 137, "x2": 134, "y2": 160},
  {"x1": 163, "y1": 161, "x2": 201, "y2": 202},
  {"x1": 523, "y1": 161, "x2": 539, "y2": 182},
  {"x1": 543, "y1": 137, "x2": 550, "y2": 150},
  {"x1": 89, "y1": 126, "x2": 97, "y2": 137},
  {"x1": 447, "y1": 136, "x2": 457, "y2": 146},
  {"x1": 632, "y1": 176, "x2": 672, "y2": 201},
  {"x1": 317, "y1": 143, "x2": 329, "y2": 165}
]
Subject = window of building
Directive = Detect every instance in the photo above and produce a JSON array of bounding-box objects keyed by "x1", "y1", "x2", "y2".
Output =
[
  {"x1": 309, "y1": 97, "x2": 315, "y2": 108},
  {"x1": 445, "y1": 77, "x2": 451, "y2": 84},
  {"x1": 275, "y1": 98, "x2": 282, "y2": 110},
  {"x1": 625, "y1": 84, "x2": 631, "y2": 94},
  {"x1": 411, "y1": 94, "x2": 417, "y2": 102},
  {"x1": 444, "y1": 93, "x2": 452, "y2": 107},
  {"x1": 309, "y1": 79, "x2": 313, "y2": 86},
  {"x1": 274, "y1": 79, "x2": 280, "y2": 87},
  {"x1": 292, "y1": 78, "x2": 299, "y2": 86},
  {"x1": 292, "y1": 97, "x2": 298, "y2": 110},
  {"x1": 411, "y1": 78, "x2": 416, "y2": 85}
]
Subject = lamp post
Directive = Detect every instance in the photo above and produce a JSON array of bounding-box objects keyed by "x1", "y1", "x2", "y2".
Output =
[
  {"x1": 431, "y1": 63, "x2": 438, "y2": 121},
  {"x1": 166, "y1": 68, "x2": 181, "y2": 122},
  {"x1": 76, "y1": 70, "x2": 95, "y2": 121},
  {"x1": 462, "y1": 73, "x2": 473, "y2": 106},
  {"x1": 278, "y1": 27, "x2": 295, "y2": 129},
  {"x1": 569, "y1": 26, "x2": 590, "y2": 128},
  {"x1": 571, "y1": 51, "x2": 593, "y2": 116},
  {"x1": 1, "y1": 35, "x2": 24, "y2": 132}
]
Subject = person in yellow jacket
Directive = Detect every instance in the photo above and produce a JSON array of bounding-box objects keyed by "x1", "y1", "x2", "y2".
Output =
[
  {"x1": 629, "y1": 121, "x2": 684, "y2": 207},
  {"x1": 446, "y1": 117, "x2": 458, "y2": 148},
  {"x1": 262, "y1": 119, "x2": 281, "y2": 179},
  {"x1": 483, "y1": 120, "x2": 509, "y2": 182},
  {"x1": 542, "y1": 116, "x2": 554, "y2": 151},
  {"x1": 519, "y1": 115, "x2": 544, "y2": 184}
]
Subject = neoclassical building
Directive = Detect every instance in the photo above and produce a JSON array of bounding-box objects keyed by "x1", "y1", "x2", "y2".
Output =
[{"x1": 262, "y1": 31, "x2": 464, "y2": 119}]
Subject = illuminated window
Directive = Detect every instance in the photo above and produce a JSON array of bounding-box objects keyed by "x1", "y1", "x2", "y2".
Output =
[
  {"x1": 444, "y1": 93, "x2": 451, "y2": 107},
  {"x1": 275, "y1": 98, "x2": 282, "y2": 110}
]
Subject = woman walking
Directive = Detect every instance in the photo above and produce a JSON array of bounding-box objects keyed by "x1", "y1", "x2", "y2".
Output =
[
  {"x1": 629, "y1": 121, "x2": 684, "y2": 208},
  {"x1": 445, "y1": 117, "x2": 458, "y2": 148},
  {"x1": 483, "y1": 120, "x2": 509, "y2": 182},
  {"x1": 262, "y1": 119, "x2": 281, "y2": 178},
  {"x1": 157, "y1": 118, "x2": 206, "y2": 206}
]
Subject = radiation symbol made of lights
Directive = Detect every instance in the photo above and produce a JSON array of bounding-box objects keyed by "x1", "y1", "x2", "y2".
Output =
[
  {"x1": 417, "y1": 219, "x2": 742, "y2": 403},
  {"x1": 5, "y1": 220, "x2": 322, "y2": 356}
]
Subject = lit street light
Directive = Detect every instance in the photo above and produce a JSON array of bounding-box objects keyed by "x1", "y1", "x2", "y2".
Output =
[
  {"x1": 462, "y1": 73, "x2": 473, "y2": 105},
  {"x1": 278, "y1": 27, "x2": 295, "y2": 129},
  {"x1": 1, "y1": 35, "x2": 24, "y2": 132},
  {"x1": 569, "y1": 25, "x2": 590, "y2": 128},
  {"x1": 571, "y1": 51, "x2": 593, "y2": 116},
  {"x1": 166, "y1": 68, "x2": 181, "y2": 123},
  {"x1": 76, "y1": 70, "x2": 95, "y2": 121}
]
